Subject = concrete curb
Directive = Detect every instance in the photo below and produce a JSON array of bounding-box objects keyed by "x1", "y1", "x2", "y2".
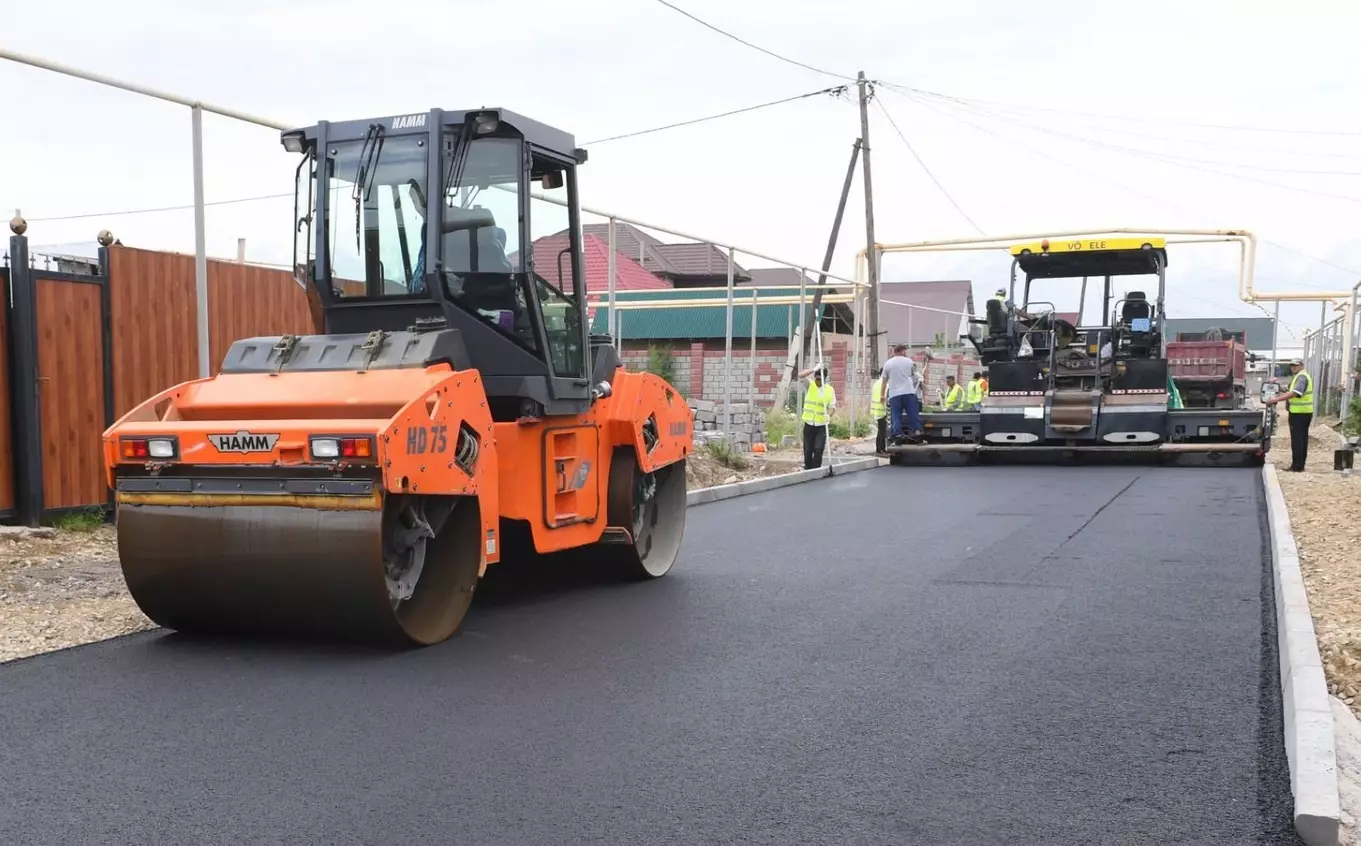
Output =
[
  {"x1": 1263, "y1": 463, "x2": 1342, "y2": 846},
  {"x1": 686, "y1": 456, "x2": 885, "y2": 507}
]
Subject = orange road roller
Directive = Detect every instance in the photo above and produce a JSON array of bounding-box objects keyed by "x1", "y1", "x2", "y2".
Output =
[{"x1": 102, "y1": 108, "x2": 693, "y2": 646}]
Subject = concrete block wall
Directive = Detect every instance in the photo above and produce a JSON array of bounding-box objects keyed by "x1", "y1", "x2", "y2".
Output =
[{"x1": 617, "y1": 339, "x2": 851, "y2": 409}]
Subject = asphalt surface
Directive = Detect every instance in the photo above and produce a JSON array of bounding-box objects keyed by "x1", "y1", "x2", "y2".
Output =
[{"x1": 0, "y1": 466, "x2": 1300, "y2": 845}]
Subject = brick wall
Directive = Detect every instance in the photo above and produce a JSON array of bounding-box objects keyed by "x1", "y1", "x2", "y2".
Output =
[
  {"x1": 911, "y1": 350, "x2": 985, "y2": 405},
  {"x1": 611, "y1": 339, "x2": 981, "y2": 410}
]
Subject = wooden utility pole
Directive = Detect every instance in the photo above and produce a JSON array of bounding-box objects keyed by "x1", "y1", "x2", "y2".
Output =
[
  {"x1": 803, "y1": 138, "x2": 862, "y2": 363},
  {"x1": 856, "y1": 71, "x2": 881, "y2": 370},
  {"x1": 773, "y1": 138, "x2": 863, "y2": 412}
]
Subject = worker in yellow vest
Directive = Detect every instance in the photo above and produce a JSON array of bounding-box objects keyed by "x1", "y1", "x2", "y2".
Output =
[
  {"x1": 965, "y1": 371, "x2": 985, "y2": 411},
  {"x1": 798, "y1": 365, "x2": 837, "y2": 469},
  {"x1": 942, "y1": 375, "x2": 965, "y2": 410},
  {"x1": 1265, "y1": 358, "x2": 1314, "y2": 472},
  {"x1": 869, "y1": 367, "x2": 887, "y2": 454}
]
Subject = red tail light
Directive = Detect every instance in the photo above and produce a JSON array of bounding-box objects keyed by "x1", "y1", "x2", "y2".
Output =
[
  {"x1": 119, "y1": 436, "x2": 178, "y2": 460},
  {"x1": 310, "y1": 435, "x2": 374, "y2": 461},
  {"x1": 1216, "y1": 392, "x2": 1228, "y2": 399}
]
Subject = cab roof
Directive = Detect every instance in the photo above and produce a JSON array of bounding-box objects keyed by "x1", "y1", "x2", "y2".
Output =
[
  {"x1": 282, "y1": 108, "x2": 583, "y2": 162},
  {"x1": 1010, "y1": 237, "x2": 1168, "y2": 279}
]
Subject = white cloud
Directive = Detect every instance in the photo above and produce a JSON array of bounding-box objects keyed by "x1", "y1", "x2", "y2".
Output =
[{"x1": 2, "y1": 0, "x2": 1357, "y2": 341}]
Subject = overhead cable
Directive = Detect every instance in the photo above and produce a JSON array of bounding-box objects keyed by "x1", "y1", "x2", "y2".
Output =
[
  {"x1": 649, "y1": 0, "x2": 858, "y2": 82},
  {"x1": 585, "y1": 86, "x2": 849, "y2": 144},
  {"x1": 874, "y1": 98, "x2": 984, "y2": 234}
]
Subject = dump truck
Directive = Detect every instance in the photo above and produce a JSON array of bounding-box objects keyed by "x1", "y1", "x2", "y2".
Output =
[
  {"x1": 889, "y1": 236, "x2": 1272, "y2": 466},
  {"x1": 102, "y1": 108, "x2": 693, "y2": 646},
  {"x1": 1166, "y1": 333, "x2": 1248, "y2": 409}
]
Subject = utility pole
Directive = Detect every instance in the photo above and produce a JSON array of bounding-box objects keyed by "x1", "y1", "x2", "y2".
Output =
[
  {"x1": 804, "y1": 139, "x2": 862, "y2": 364},
  {"x1": 773, "y1": 139, "x2": 863, "y2": 412},
  {"x1": 856, "y1": 71, "x2": 881, "y2": 370}
]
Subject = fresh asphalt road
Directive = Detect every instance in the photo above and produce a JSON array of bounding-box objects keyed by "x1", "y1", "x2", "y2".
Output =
[{"x1": 0, "y1": 466, "x2": 1300, "y2": 845}]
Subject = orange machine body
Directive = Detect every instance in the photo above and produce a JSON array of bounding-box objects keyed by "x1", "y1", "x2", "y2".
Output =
[{"x1": 103, "y1": 361, "x2": 693, "y2": 570}]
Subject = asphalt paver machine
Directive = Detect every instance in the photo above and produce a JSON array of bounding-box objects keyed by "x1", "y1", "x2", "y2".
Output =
[{"x1": 889, "y1": 236, "x2": 1272, "y2": 466}]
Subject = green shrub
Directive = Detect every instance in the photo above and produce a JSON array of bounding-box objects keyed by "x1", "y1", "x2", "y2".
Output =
[
  {"x1": 765, "y1": 408, "x2": 800, "y2": 446},
  {"x1": 52, "y1": 507, "x2": 105, "y2": 532},
  {"x1": 1345, "y1": 395, "x2": 1361, "y2": 438},
  {"x1": 705, "y1": 438, "x2": 750, "y2": 470},
  {"x1": 645, "y1": 345, "x2": 676, "y2": 385}
]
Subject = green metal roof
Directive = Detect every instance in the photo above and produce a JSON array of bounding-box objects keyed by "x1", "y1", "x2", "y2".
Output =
[{"x1": 589, "y1": 288, "x2": 831, "y2": 340}]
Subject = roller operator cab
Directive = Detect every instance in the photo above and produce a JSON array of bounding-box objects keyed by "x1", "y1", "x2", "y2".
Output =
[
  {"x1": 102, "y1": 109, "x2": 694, "y2": 647},
  {"x1": 892, "y1": 236, "x2": 1271, "y2": 467}
]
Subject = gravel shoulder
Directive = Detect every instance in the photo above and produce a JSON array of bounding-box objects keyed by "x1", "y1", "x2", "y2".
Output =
[
  {"x1": 1269, "y1": 418, "x2": 1361, "y2": 718},
  {"x1": 1269, "y1": 417, "x2": 1361, "y2": 843},
  {"x1": 0, "y1": 525, "x2": 153, "y2": 664}
]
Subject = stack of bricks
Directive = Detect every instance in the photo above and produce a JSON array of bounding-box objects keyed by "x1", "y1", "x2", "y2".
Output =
[{"x1": 687, "y1": 398, "x2": 767, "y2": 450}]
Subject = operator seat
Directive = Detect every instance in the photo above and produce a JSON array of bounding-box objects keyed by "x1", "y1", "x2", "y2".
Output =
[
  {"x1": 985, "y1": 297, "x2": 1008, "y2": 336},
  {"x1": 1118, "y1": 291, "x2": 1156, "y2": 358},
  {"x1": 980, "y1": 296, "x2": 1014, "y2": 363},
  {"x1": 1121, "y1": 291, "x2": 1152, "y2": 324}
]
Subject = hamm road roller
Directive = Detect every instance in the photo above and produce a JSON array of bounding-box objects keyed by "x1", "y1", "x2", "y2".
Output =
[{"x1": 102, "y1": 108, "x2": 693, "y2": 646}]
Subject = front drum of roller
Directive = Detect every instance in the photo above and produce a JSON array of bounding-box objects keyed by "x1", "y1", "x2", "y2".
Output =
[{"x1": 116, "y1": 497, "x2": 483, "y2": 647}]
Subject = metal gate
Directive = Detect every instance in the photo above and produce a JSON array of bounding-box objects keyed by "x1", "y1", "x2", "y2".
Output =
[{"x1": 5, "y1": 233, "x2": 113, "y2": 525}]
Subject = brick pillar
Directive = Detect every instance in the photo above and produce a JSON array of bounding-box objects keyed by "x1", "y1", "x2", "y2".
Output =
[
  {"x1": 689, "y1": 342, "x2": 705, "y2": 399},
  {"x1": 830, "y1": 342, "x2": 848, "y2": 400}
]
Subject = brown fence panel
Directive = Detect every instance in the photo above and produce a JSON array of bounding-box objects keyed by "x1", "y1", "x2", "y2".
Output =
[
  {"x1": 207, "y1": 261, "x2": 315, "y2": 369},
  {"x1": 0, "y1": 268, "x2": 14, "y2": 514},
  {"x1": 35, "y1": 277, "x2": 107, "y2": 510},
  {"x1": 108, "y1": 248, "x2": 317, "y2": 415},
  {"x1": 108, "y1": 247, "x2": 198, "y2": 418}
]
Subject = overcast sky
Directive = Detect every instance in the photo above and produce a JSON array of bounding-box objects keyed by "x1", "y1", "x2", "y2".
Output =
[{"x1": 3, "y1": 0, "x2": 1358, "y2": 345}]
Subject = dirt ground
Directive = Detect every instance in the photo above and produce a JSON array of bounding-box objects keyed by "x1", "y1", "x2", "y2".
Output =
[
  {"x1": 1270, "y1": 417, "x2": 1361, "y2": 720},
  {"x1": 0, "y1": 525, "x2": 153, "y2": 663},
  {"x1": 685, "y1": 444, "x2": 810, "y2": 489}
]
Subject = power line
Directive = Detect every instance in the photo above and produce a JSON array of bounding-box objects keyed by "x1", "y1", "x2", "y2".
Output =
[
  {"x1": 938, "y1": 97, "x2": 1361, "y2": 200},
  {"x1": 649, "y1": 0, "x2": 858, "y2": 82},
  {"x1": 893, "y1": 90, "x2": 1361, "y2": 285},
  {"x1": 874, "y1": 98, "x2": 983, "y2": 234},
  {"x1": 28, "y1": 192, "x2": 292, "y2": 223},
  {"x1": 905, "y1": 97, "x2": 1361, "y2": 161},
  {"x1": 884, "y1": 82, "x2": 1361, "y2": 138},
  {"x1": 585, "y1": 86, "x2": 849, "y2": 144}
]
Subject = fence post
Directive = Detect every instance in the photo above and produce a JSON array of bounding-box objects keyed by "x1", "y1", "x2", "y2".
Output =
[
  {"x1": 97, "y1": 241, "x2": 116, "y2": 430},
  {"x1": 748, "y1": 288, "x2": 758, "y2": 408},
  {"x1": 7, "y1": 227, "x2": 44, "y2": 526},
  {"x1": 722, "y1": 247, "x2": 734, "y2": 444},
  {"x1": 607, "y1": 217, "x2": 617, "y2": 351}
]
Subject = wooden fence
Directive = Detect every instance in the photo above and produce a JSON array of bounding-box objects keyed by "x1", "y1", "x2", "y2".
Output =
[{"x1": 3, "y1": 236, "x2": 316, "y2": 524}]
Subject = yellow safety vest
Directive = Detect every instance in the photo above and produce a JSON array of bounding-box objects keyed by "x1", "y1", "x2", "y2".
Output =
[
  {"x1": 1287, "y1": 370, "x2": 1314, "y2": 414},
  {"x1": 966, "y1": 379, "x2": 984, "y2": 405},
  {"x1": 944, "y1": 384, "x2": 964, "y2": 409},
  {"x1": 870, "y1": 377, "x2": 886, "y2": 419},
  {"x1": 802, "y1": 381, "x2": 835, "y2": 425}
]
